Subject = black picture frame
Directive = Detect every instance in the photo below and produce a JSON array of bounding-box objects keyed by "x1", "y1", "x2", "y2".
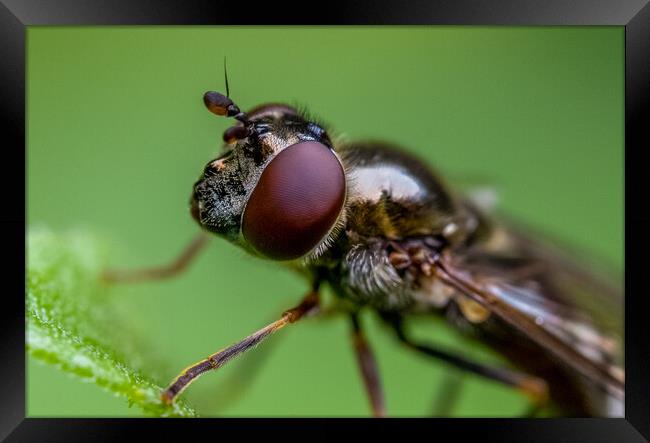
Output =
[{"x1": 3, "y1": 0, "x2": 649, "y2": 440}]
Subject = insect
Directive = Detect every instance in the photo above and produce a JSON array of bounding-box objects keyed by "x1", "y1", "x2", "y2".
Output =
[{"x1": 103, "y1": 76, "x2": 624, "y2": 417}]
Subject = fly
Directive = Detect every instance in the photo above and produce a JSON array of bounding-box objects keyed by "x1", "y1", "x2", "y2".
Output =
[{"x1": 103, "y1": 78, "x2": 624, "y2": 417}]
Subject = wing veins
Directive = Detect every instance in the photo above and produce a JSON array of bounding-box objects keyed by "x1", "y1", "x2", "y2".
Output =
[{"x1": 434, "y1": 255, "x2": 624, "y2": 400}]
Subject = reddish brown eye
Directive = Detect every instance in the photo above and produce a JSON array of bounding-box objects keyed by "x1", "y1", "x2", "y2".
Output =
[{"x1": 242, "y1": 141, "x2": 346, "y2": 260}]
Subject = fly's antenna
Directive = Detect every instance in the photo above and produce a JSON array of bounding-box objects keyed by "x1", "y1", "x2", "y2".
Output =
[
  {"x1": 224, "y1": 56, "x2": 230, "y2": 98},
  {"x1": 203, "y1": 62, "x2": 249, "y2": 124},
  {"x1": 203, "y1": 59, "x2": 253, "y2": 144}
]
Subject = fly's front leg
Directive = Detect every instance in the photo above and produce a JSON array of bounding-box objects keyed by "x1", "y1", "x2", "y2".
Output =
[
  {"x1": 102, "y1": 232, "x2": 209, "y2": 283},
  {"x1": 383, "y1": 314, "x2": 549, "y2": 415},
  {"x1": 198, "y1": 314, "x2": 286, "y2": 413},
  {"x1": 350, "y1": 313, "x2": 386, "y2": 417},
  {"x1": 161, "y1": 290, "x2": 320, "y2": 405}
]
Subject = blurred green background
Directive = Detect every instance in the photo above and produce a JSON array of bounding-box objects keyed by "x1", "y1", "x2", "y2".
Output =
[{"x1": 27, "y1": 27, "x2": 623, "y2": 417}]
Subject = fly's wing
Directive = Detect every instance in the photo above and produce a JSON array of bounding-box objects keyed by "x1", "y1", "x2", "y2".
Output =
[{"x1": 434, "y1": 219, "x2": 624, "y2": 400}]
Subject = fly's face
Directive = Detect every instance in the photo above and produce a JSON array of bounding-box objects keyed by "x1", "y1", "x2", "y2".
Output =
[{"x1": 191, "y1": 92, "x2": 347, "y2": 261}]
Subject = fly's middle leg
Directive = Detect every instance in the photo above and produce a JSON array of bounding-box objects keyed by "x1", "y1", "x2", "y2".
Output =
[
  {"x1": 349, "y1": 312, "x2": 385, "y2": 417},
  {"x1": 430, "y1": 370, "x2": 465, "y2": 416}
]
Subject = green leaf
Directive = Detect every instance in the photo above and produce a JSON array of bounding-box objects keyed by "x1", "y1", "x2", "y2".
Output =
[{"x1": 26, "y1": 227, "x2": 197, "y2": 417}]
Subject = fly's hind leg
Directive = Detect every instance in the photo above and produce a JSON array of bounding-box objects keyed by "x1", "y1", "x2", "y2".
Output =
[
  {"x1": 102, "y1": 232, "x2": 210, "y2": 283},
  {"x1": 382, "y1": 313, "x2": 549, "y2": 416}
]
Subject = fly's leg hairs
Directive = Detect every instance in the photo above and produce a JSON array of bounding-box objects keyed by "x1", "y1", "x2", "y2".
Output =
[
  {"x1": 102, "y1": 232, "x2": 210, "y2": 283},
  {"x1": 200, "y1": 313, "x2": 287, "y2": 413},
  {"x1": 350, "y1": 312, "x2": 386, "y2": 417},
  {"x1": 161, "y1": 290, "x2": 320, "y2": 405},
  {"x1": 383, "y1": 314, "x2": 549, "y2": 414}
]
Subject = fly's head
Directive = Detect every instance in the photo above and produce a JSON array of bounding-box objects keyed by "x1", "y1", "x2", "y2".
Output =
[{"x1": 191, "y1": 90, "x2": 347, "y2": 262}]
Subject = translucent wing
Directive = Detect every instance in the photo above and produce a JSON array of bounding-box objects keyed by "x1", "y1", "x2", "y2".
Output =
[{"x1": 434, "y1": 218, "x2": 624, "y2": 400}]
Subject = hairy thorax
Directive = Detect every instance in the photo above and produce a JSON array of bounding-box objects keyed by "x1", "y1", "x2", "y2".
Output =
[{"x1": 321, "y1": 142, "x2": 485, "y2": 312}]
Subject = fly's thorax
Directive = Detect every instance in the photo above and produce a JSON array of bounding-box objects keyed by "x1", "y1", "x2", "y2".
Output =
[
  {"x1": 315, "y1": 142, "x2": 495, "y2": 312},
  {"x1": 335, "y1": 141, "x2": 479, "y2": 246}
]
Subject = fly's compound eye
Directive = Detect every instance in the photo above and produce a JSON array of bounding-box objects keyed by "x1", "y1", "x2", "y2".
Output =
[{"x1": 242, "y1": 141, "x2": 346, "y2": 260}]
